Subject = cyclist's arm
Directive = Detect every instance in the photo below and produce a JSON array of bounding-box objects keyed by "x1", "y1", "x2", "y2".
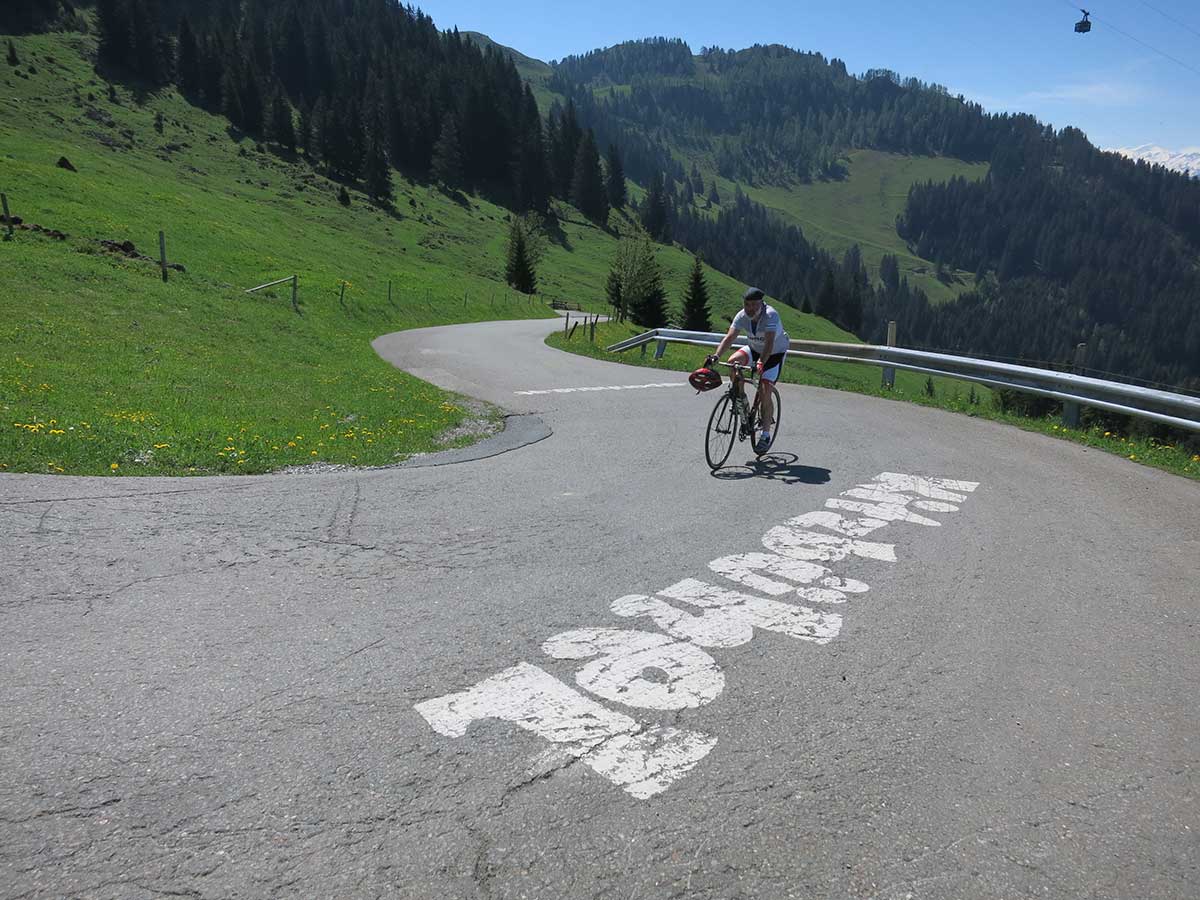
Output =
[
  {"x1": 760, "y1": 332, "x2": 775, "y2": 363},
  {"x1": 709, "y1": 324, "x2": 739, "y2": 362}
]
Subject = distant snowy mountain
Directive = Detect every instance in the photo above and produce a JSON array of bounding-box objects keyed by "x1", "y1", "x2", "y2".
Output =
[{"x1": 1110, "y1": 143, "x2": 1200, "y2": 178}]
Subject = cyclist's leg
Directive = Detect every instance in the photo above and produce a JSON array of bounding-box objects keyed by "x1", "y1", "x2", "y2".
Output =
[
  {"x1": 728, "y1": 347, "x2": 752, "y2": 405},
  {"x1": 756, "y1": 353, "x2": 785, "y2": 434}
]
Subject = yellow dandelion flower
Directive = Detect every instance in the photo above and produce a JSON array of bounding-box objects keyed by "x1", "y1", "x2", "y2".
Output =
[
  {"x1": 110, "y1": 462, "x2": 119, "y2": 470},
  {"x1": 154, "y1": 443, "x2": 169, "y2": 449},
  {"x1": 287, "y1": 441, "x2": 296, "y2": 448},
  {"x1": 1129, "y1": 454, "x2": 1136, "y2": 460},
  {"x1": 310, "y1": 450, "x2": 318, "y2": 456}
]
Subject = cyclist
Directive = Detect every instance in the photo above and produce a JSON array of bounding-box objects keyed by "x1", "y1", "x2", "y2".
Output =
[{"x1": 706, "y1": 286, "x2": 788, "y2": 453}]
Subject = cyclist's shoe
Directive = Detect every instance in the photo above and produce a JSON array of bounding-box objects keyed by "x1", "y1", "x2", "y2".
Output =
[{"x1": 754, "y1": 432, "x2": 772, "y2": 454}]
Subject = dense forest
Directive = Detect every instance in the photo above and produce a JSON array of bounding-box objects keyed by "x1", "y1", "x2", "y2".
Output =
[
  {"x1": 550, "y1": 40, "x2": 1002, "y2": 184},
  {"x1": 890, "y1": 122, "x2": 1200, "y2": 389},
  {"x1": 43, "y1": 0, "x2": 624, "y2": 221},
  {"x1": 547, "y1": 38, "x2": 1200, "y2": 391}
]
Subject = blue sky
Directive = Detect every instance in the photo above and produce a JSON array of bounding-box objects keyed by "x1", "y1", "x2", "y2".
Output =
[{"x1": 416, "y1": 0, "x2": 1200, "y2": 151}]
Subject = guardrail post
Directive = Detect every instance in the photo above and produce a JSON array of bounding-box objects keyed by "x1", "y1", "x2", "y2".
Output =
[
  {"x1": 881, "y1": 321, "x2": 897, "y2": 389},
  {"x1": 654, "y1": 339, "x2": 667, "y2": 360},
  {"x1": 1061, "y1": 342, "x2": 1087, "y2": 428}
]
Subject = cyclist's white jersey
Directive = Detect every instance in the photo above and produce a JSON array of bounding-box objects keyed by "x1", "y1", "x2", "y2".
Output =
[{"x1": 731, "y1": 304, "x2": 789, "y2": 356}]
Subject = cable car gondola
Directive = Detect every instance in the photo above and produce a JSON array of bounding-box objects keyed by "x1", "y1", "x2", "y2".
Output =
[{"x1": 1074, "y1": 10, "x2": 1092, "y2": 33}]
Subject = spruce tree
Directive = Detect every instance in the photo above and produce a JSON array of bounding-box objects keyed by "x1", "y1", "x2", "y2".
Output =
[
  {"x1": 431, "y1": 116, "x2": 464, "y2": 187},
  {"x1": 513, "y1": 86, "x2": 549, "y2": 213},
  {"x1": 680, "y1": 255, "x2": 712, "y2": 332},
  {"x1": 505, "y1": 218, "x2": 537, "y2": 294},
  {"x1": 271, "y1": 93, "x2": 296, "y2": 152},
  {"x1": 629, "y1": 240, "x2": 668, "y2": 327},
  {"x1": 363, "y1": 116, "x2": 393, "y2": 205},
  {"x1": 7, "y1": 40, "x2": 19, "y2": 67},
  {"x1": 707, "y1": 180, "x2": 720, "y2": 207},
  {"x1": 641, "y1": 171, "x2": 670, "y2": 242},
  {"x1": 552, "y1": 100, "x2": 582, "y2": 198},
  {"x1": 605, "y1": 266, "x2": 625, "y2": 323},
  {"x1": 176, "y1": 17, "x2": 202, "y2": 98},
  {"x1": 570, "y1": 129, "x2": 609, "y2": 225},
  {"x1": 815, "y1": 271, "x2": 838, "y2": 320},
  {"x1": 96, "y1": 0, "x2": 131, "y2": 71},
  {"x1": 605, "y1": 143, "x2": 627, "y2": 210}
]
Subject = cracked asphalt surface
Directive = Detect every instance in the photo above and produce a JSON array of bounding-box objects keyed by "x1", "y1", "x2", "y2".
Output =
[{"x1": 3, "y1": 317, "x2": 1199, "y2": 899}]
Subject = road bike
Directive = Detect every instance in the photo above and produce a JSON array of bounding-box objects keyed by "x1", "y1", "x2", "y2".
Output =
[{"x1": 704, "y1": 361, "x2": 782, "y2": 469}]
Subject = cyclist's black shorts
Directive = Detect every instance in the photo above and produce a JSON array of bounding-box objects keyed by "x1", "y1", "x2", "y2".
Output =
[{"x1": 749, "y1": 350, "x2": 786, "y2": 382}]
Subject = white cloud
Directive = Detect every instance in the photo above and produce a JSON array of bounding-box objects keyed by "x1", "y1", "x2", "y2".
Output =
[{"x1": 1019, "y1": 80, "x2": 1144, "y2": 106}]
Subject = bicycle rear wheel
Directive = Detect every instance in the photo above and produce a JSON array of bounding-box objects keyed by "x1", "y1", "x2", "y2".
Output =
[
  {"x1": 705, "y1": 394, "x2": 738, "y2": 469},
  {"x1": 753, "y1": 384, "x2": 782, "y2": 456}
]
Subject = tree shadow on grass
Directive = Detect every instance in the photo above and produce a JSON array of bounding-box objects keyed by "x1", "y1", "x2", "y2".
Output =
[{"x1": 710, "y1": 451, "x2": 832, "y2": 485}]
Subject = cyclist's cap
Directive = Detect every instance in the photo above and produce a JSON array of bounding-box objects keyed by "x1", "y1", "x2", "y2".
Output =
[{"x1": 742, "y1": 287, "x2": 765, "y2": 302}]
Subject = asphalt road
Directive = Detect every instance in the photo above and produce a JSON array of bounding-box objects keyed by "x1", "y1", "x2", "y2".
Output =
[{"x1": 3, "y1": 317, "x2": 1198, "y2": 899}]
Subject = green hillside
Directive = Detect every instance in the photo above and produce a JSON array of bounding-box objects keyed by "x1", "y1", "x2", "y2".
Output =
[
  {"x1": 0, "y1": 32, "x2": 759, "y2": 476},
  {"x1": 743, "y1": 150, "x2": 988, "y2": 305}
]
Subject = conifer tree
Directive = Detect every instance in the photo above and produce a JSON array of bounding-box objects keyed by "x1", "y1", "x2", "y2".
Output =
[
  {"x1": 513, "y1": 86, "x2": 549, "y2": 213},
  {"x1": 551, "y1": 100, "x2": 582, "y2": 198},
  {"x1": 815, "y1": 271, "x2": 838, "y2": 320},
  {"x1": 605, "y1": 143, "x2": 627, "y2": 210},
  {"x1": 431, "y1": 116, "x2": 464, "y2": 187},
  {"x1": 641, "y1": 171, "x2": 670, "y2": 242},
  {"x1": 270, "y1": 92, "x2": 296, "y2": 152},
  {"x1": 176, "y1": 17, "x2": 202, "y2": 98},
  {"x1": 680, "y1": 255, "x2": 712, "y2": 332},
  {"x1": 363, "y1": 113, "x2": 393, "y2": 205},
  {"x1": 96, "y1": 0, "x2": 131, "y2": 71},
  {"x1": 707, "y1": 181, "x2": 720, "y2": 207},
  {"x1": 628, "y1": 239, "x2": 668, "y2": 327},
  {"x1": 221, "y1": 69, "x2": 244, "y2": 130},
  {"x1": 505, "y1": 217, "x2": 537, "y2": 294},
  {"x1": 605, "y1": 266, "x2": 625, "y2": 323},
  {"x1": 570, "y1": 129, "x2": 608, "y2": 225},
  {"x1": 7, "y1": 40, "x2": 19, "y2": 67}
]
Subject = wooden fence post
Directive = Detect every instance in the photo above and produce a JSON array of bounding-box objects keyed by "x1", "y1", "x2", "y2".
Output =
[
  {"x1": 2, "y1": 193, "x2": 13, "y2": 240},
  {"x1": 387, "y1": 280, "x2": 392, "y2": 307},
  {"x1": 158, "y1": 230, "x2": 168, "y2": 282},
  {"x1": 339, "y1": 280, "x2": 347, "y2": 310},
  {"x1": 881, "y1": 320, "x2": 897, "y2": 389},
  {"x1": 291, "y1": 274, "x2": 298, "y2": 313},
  {"x1": 568, "y1": 322, "x2": 579, "y2": 340}
]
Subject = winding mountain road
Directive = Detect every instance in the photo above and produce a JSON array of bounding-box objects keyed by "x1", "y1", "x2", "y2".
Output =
[{"x1": 3, "y1": 318, "x2": 1198, "y2": 899}]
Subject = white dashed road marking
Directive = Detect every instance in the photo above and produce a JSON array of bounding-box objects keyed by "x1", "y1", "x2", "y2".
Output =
[{"x1": 515, "y1": 382, "x2": 685, "y2": 395}]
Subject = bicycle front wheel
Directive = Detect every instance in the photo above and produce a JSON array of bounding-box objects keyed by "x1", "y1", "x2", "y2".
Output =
[{"x1": 705, "y1": 394, "x2": 738, "y2": 469}]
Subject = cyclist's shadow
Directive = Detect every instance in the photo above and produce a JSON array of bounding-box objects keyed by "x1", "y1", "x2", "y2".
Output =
[{"x1": 710, "y1": 451, "x2": 831, "y2": 485}]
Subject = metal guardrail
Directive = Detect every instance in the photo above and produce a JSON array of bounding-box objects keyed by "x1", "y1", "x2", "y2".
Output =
[{"x1": 607, "y1": 328, "x2": 1200, "y2": 433}]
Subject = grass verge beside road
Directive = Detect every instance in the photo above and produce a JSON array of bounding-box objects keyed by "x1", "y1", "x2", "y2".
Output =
[{"x1": 547, "y1": 321, "x2": 1200, "y2": 481}]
